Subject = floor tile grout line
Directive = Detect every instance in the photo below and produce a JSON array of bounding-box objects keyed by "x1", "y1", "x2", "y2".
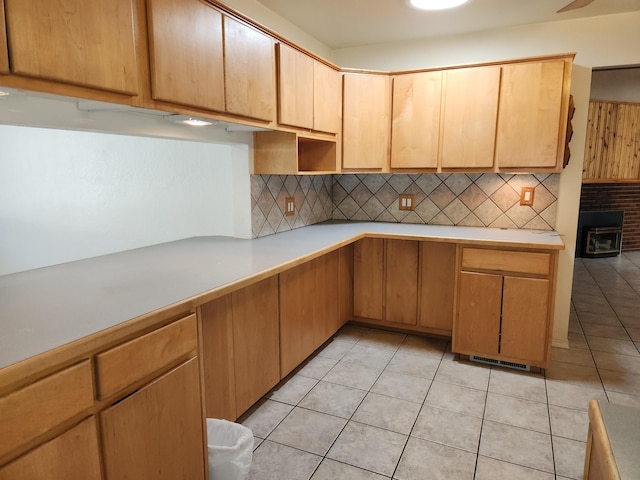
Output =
[{"x1": 389, "y1": 339, "x2": 447, "y2": 480}]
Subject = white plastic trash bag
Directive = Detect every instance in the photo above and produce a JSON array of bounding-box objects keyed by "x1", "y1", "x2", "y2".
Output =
[{"x1": 207, "y1": 418, "x2": 253, "y2": 480}]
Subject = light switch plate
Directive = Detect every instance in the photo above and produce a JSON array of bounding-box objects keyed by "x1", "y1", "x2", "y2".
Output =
[
  {"x1": 399, "y1": 194, "x2": 415, "y2": 211},
  {"x1": 520, "y1": 187, "x2": 535, "y2": 206},
  {"x1": 285, "y1": 197, "x2": 295, "y2": 216}
]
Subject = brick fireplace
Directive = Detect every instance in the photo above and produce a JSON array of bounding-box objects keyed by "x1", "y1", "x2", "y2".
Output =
[{"x1": 579, "y1": 183, "x2": 640, "y2": 251}]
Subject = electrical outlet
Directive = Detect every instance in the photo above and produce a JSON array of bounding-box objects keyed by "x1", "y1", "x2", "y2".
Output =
[
  {"x1": 399, "y1": 194, "x2": 415, "y2": 211},
  {"x1": 285, "y1": 197, "x2": 295, "y2": 216},
  {"x1": 520, "y1": 187, "x2": 535, "y2": 206}
]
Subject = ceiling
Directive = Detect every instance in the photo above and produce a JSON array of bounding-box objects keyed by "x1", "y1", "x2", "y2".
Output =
[{"x1": 254, "y1": 0, "x2": 640, "y2": 50}]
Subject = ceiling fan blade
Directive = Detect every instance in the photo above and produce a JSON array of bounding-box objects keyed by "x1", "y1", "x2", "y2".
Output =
[{"x1": 557, "y1": 0, "x2": 596, "y2": 13}]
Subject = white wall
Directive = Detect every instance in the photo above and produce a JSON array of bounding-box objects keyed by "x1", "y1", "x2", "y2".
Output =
[
  {"x1": 591, "y1": 68, "x2": 640, "y2": 102},
  {"x1": 0, "y1": 125, "x2": 252, "y2": 275},
  {"x1": 333, "y1": 11, "x2": 640, "y2": 70},
  {"x1": 218, "y1": 0, "x2": 334, "y2": 60}
]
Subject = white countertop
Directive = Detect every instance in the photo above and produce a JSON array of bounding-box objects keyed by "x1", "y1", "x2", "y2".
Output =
[
  {"x1": 0, "y1": 222, "x2": 564, "y2": 369},
  {"x1": 600, "y1": 402, "x2": 640, "y2": 479}
]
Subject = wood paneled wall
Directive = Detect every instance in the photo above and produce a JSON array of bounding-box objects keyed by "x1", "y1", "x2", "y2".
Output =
[{"x1": 583, "y1": 100, "x2": 640, "y2": 182}]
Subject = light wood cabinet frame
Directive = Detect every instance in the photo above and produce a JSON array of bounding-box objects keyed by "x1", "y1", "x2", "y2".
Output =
[
  {"x1": 5, "y1": 0, "x2": 139, "y2": 94},
  {"x1": 0, "y1": 1, "x2": 8, "y2": 74}
]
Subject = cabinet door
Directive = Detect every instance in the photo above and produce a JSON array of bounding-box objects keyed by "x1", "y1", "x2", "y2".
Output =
[
  {"x1": 496, "y1": 60, "x2": 566, "y2": 169},
  {"x1": 338, "y1": 244, "x2": 354, "y2": 327},
  {"x1": 419, "y1": 242, "x2": 456, "y2": 332},
  {"x1": 353, "y1": 238, "x2": 384, "y2": 320},
  {"x1": 454, "y1": 271, "x2": 502, "y2": 355},
  {"x1": 313, "y1": 251, "x2": 339, "y2": 348},
  {"x1": 501, "y1": 276, "x2": 550, "y2": 363},
  {"x1": 147, "y1": 0, "x2": 224, "y2": 111},
  {"x1": 0, "y1": 417, "x2": 101, "y2": 480},
  {"x1": 5, "y1": 0, "x2": 138, "y2": 94},
  {"x1": 279, "y1": 260, "x2": 316, "y2": 377},
  {"x1": 0, "y1": 1, "x2": 8, "y2": 74},
  {"x1": 224, "y1": 16, "x2": 275, "y2": 121},
  {"x1": 342, "y1": 73, "x2": 391, "y2": 170},
  {"x1": 391, "y1": 72, "x2": 442, "y2": 169},
  {"x1": 101, "y1": 358, "x2": 205, "y2": 480},
  {"x1": 440, "y1": 66, "x2": 500, "y2": 169},
  {"x1": 385, "y1": 239, "x2": 418, "y2": 325},
  {"x1": 277, "y1": 43, "x2": 314, "y2": 129},
  {"x1": 200, "y1": 295, "x2": 237, "y2": 421},
  {"x1": 313, "y1": 61, "x2": 342, "y2": 134},
  {"x1": 232, "y1": 276, "x2": 280, "y2": 416}
]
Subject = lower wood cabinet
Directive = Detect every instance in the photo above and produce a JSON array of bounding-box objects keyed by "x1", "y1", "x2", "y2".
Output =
[
  {"x1": 353, "y1": 238, "x2": 456, "y2": 335},
  {"x1": 418, "y1": 242, "x2": 456, "y2": 333},
  {"x1": 0, "y1": 417, "x2": 101, "y2": 480},
  {"x1": 101, "y1": 357, "x2": 206, "y2": 480},
  {"x1": 453, "y1": 247, "x2": 555, "y2": 367},
  {"x1": 280, "y1": 251, "x2": 339, "y2": 377},
  {"x1": 200, "y1": 276, "x2": 280, "y2": 420}
]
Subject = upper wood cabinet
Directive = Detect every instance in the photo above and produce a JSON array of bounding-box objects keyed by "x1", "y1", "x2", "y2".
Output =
[
  {"x1": 276, "y1": 43, "x2": 341, "y2": 133},
  {"x1": 147, "y1": 0, "x2": 224, "y2": 111},
  {"x1": 391, "y1": 71, "x2": 443, "y2": 170},
  {"x1": 277, "y1": 43, "x2": 314, "y2": 129},
  {"x1": 440, "y1": 66, "x2": 500, "y2": 169},
  {"x1": 0, "y1": 1, "x2": 8, "y2": 74},
  {"x1": 4, "y1": 0, "x2": 138, "y2": 94},
  {"x1": 495, "y1": 59, "x2": 568, "y2": 170},
  {"x1": 342, "y1": 73, "x2": 391, "y2": 170},
  {"x1": 224, "y1": 15, "x2": 275, "y2": 122},
  {"x1": 313, "y1": 61, "x2": 342, "y2": 134}
]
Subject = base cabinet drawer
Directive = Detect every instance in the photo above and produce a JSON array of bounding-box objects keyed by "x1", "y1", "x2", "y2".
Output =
[
  {"x1": 0, "y1": 360, "x2": 94, "y2": 459},
  {"x1": 95, "y1": 314, "x2": 198, "y2": 399}
]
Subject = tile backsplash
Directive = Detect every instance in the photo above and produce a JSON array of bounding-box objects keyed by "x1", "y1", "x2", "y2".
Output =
[
  {"x1": 332, "y1": 173, "x2": 559, "y2": 230},
  {"x1": 251, "y1": 173, "x2": 559, "y2": 238},
  {"x1": 251, "y1": 175, "x2": 333, "y2": 238}
]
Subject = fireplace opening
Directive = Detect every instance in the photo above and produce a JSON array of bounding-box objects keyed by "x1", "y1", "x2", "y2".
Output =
[
  {"x1": 576, "y1": 210, "x2": 624, "y2": 258},
  {"x1": 583, "y1": 226, "x2": 622, "y2": 257}
]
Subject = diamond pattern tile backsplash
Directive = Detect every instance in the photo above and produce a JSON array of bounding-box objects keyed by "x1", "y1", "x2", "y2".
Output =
[
  {"x1": 251, "y1": 173, "x2": 559, "y2": 238},
  {"x1": 251, "y1": 175, "x2": 333, "y2": 238},
  {"x1": 332, "y1": 173, "x2": 559, "y2": 230}
]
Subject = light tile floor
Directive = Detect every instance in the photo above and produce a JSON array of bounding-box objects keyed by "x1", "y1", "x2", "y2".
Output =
[{"x1": 240, "y1": 251, "x2": 640, "y2": 479}]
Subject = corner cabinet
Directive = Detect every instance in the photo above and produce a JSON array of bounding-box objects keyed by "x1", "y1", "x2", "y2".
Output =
[
  {"x1": 276, "y1": 43, "x2": 341, "y2": 134},
  {"x1": 453, "y1": 247, "x2": 557, "y2": 368},
  {"x1": 342, "y1": 73, "x2": 391, "y2": 171},
  {"x1": 353, "y1": 238, "x2": 456, "y2": 335},
  {"x1": 4, "y1": 0, "x2": 139, "y2": 94},
  {"x1": 147, "y1": 0, "x2": 225, "y2": 111},
  {"x1": 0, "y1": 1, "x2": 8, "y2": 74}
]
